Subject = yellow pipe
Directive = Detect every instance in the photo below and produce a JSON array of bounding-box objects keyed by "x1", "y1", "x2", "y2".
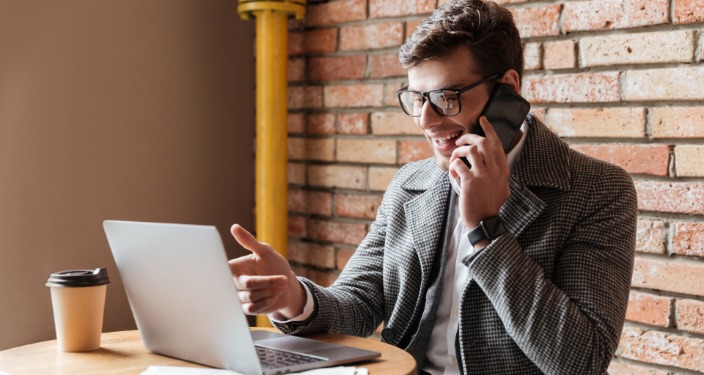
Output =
[{"x1": 238, "y1": 0, "x2": 305, "y2": 327}]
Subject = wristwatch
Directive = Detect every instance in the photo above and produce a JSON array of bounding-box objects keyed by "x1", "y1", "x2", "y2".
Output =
[{"x1": 467, "y1": 216, "x2": 507, "y2": 247}]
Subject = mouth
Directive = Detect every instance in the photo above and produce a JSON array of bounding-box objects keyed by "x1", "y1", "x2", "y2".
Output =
[{"x1": 431, "y1": 130, "x2": 463, "y2": 150}]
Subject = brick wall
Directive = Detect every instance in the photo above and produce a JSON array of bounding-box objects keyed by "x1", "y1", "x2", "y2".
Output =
[{"x1": 284, "y1": 0, "x2": 704, "y2": 373}]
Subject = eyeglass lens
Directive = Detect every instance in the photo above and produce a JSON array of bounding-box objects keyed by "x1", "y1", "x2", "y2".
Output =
[{"x1": 399, "y1": 89, "x2": 460, "y2": 117}]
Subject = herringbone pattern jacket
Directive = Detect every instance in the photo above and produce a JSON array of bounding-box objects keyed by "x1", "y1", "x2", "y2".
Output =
[{"x1": 274, "y1": 116, "x2": 637, "y2": 375}]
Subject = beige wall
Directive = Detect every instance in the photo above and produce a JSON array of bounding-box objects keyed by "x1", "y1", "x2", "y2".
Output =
[{"x1": 0, "y1": 0, "x2": 255, "y2": 350}]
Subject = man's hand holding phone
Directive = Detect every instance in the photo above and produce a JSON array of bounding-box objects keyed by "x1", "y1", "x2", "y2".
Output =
[{"x1": 449, "y1": 116, "x2": 511, "y2": 233}]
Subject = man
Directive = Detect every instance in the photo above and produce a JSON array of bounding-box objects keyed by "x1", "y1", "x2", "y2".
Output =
[{"x1": 229, "y1": 1, "x2": 637, "y2": 374}]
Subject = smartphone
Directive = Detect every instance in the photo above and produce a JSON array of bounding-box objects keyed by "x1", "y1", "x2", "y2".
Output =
[{"x1": 460, "y1": 83, "x2": 531, "y2": 167}]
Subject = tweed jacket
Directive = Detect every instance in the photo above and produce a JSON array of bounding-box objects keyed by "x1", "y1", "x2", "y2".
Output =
[{"x1": 274, "y1": 116, "x2": 638, "y2": 375}]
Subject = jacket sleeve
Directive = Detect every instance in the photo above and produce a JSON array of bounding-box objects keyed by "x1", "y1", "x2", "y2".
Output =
[
  {"x1": 465, "y1": 165, "x2": 637, "y2": 374},
  {"x1": 271, "y1": 174, "x2": 401, "y2": 337}
]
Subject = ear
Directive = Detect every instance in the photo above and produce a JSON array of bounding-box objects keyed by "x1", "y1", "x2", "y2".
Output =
[{"x1": 499, "y1": 69, "x2": 521, "y2": 93}]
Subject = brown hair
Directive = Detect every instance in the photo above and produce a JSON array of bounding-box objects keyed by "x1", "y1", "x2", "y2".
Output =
[{"x1": 399, "y1": 0, "x2": 524, "y2": 82}]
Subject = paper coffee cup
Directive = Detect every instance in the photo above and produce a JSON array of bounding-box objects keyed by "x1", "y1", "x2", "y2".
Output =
[{"x1": 46, "y1": 268, "x2": 110, "y2": 352}]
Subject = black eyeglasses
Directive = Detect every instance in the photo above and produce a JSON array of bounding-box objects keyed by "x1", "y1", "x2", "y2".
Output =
[{"x1": 396, "y1": 73, "x2": 500, "y2": 117}]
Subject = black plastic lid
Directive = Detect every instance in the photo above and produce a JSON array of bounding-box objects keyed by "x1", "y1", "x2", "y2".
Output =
[{"x1": 46, "y1": 268, "x2": 110, "y2": 287}]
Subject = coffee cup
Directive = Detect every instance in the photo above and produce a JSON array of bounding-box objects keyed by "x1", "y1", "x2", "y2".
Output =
[{"x1": 46, "y1": 268, "x2": 110, "y2": 352}]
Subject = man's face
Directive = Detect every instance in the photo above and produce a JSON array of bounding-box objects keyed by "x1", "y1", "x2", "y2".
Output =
[{"x1": 406, "y1": 47, "x2": 493, "y2": 171}]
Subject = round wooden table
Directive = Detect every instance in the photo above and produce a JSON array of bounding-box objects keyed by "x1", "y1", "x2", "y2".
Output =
[{"x1": 0, "y1": 329, "x2": 416, "y2": 375}]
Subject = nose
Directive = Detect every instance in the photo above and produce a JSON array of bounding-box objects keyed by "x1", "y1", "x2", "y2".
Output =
[{"x1": 418, "y1": 99, "x2": 443, "y2": 130}]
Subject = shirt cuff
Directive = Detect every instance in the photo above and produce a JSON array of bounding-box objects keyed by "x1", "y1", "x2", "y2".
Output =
[{"x1": 268, "y1": 281, "x2": 314, "y2": 323}]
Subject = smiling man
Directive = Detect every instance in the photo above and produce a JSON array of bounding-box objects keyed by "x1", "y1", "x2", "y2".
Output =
[{"x1": 229, "y1": 1, "x2": 638, "y2": 374}]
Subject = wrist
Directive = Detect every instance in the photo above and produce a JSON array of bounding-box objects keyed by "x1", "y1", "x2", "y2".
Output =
[
  {"x1": 467, "y1": 216, "x2": 507, "y2": 247},
  {"x1": 279, "y1": 276, "x2": 306, "y2": 319}
]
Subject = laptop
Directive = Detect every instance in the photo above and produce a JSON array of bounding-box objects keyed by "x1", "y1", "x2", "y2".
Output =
[{"x1": 103, "y1": 220, "x2": 380, "y2": 375}]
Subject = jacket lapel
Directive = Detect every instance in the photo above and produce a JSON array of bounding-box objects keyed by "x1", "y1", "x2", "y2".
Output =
[
  {"x1": 500, "y1": 115, "x2": 571, "y2": 238},
  {"x1": 402, "y1": 161, "x2": 451, "y2": 284}
]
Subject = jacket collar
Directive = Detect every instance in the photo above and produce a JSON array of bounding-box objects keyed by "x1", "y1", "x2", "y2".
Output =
[{"x1": 512, "y1": 114, "x2": 571, "y2": 191}]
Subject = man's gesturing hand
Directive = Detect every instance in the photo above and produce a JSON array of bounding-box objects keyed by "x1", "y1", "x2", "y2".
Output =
[{"x1": 228, "y1": 224, "x2": 306, "y2": 318}]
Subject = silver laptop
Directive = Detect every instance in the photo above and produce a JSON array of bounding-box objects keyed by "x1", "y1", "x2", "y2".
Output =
[{"x1": 103, "y1": 220, "x2": 380, "y2": 375}]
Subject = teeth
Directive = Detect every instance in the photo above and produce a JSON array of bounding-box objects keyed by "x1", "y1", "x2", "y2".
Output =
[{"x1": 433, "y1": 131, "x2": 461, "y2": 141}]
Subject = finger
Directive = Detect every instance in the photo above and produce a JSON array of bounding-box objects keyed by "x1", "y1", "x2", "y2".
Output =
[
  {"x1": 228, "y1": 256, "x2": 255, "y2": 276},
  {"x1": 477, "y1": 116, "x2": 505, "y2": 162},
  {"x1": 463, "y1": 144, "x2": 483, "y2": 172},
  {"x1": 234, "y1": 274, "x2": 288, "y2": 290},
  {"x1": 449, "y1": 157, "x2": 470, "y2": 180},
  {"x1": 242, "y1": 296, "x2": 279, "y2": 315},
  {"x1": 230, "y1": 224, "x2": 271, "y2": 257},
  {"x1": 238, "y1": 286, "x2": 288, "y2": 304}
]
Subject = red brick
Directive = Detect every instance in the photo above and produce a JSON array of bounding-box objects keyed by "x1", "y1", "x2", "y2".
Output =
[
  {"x1": 651, "y1": 107, "x2": 704, "y2": 138},
  {"x1": 338, "y1": 113, "x2": 369, "y2": 135},
  {"x1": 308, "y1": 219, "x2": 368, "y2": 245},
  {"x1": 672, "y1": 222, "x2": 704, "y2": 257},
  {"x1": 369, "y1": 0, "x2": 435, "y2": 18},
  {"x1": 288, "y1": 137, "x2": 304, "y2": 160},
  {"x1": 580, "y1": 30, "x2": 695, "y2": 68},
  {"x1": 335, "y1": 193, "x2": 383, "y2": 220},
  {"x1": 324, "y1": 84, "x2": 384, "y2": 108},
  {"x1": 370, "y1": 53, "x2": 405, "y2": 79},
  {"x1": 617, "y1": 326, "x2": 704, "y2": 372},
  {"x1": 305, "y1": 0, "x2": 366, "y2": 27},
  {"x1": 636, "y1": 220, "x2": 666, "y2": 255},
  {"x1": 288, "y1": 189, "x2": 333, "y2": 216},
  {"x1": 288, "y1": 86, "x2": 323, "y2": 109},
  {"x1": 288, "y1": 241, "x2": 335, "y2": 269},
  {"x1": 563, "y1": 0, "x2": 669, "y2": 32},
  {"x1": 608, "y1": 361, "x2": 669, "y2": 375},
  {"x1": 307, "y1": 165, "x2": 367, "y2": 189},
  {"x1": 307, "y1": 113, "x2": 336, "y2": 135},
  {"x1": 625, "y1": 291, "x2": 673, "y2": 327},
  {"x1": 307, "y1": 269, "x2": 338, "y2": 287},
  {"x1": 370, "y1": 112, "x2": 421, "y2": 135},
  {"x1": 288, "y1": 29, "x2": 338, "y2": 55},
  {"x1": 632, "y1": 256, "x2": 704, "y2": 296},
  {"x1": 288, "y1": 215, "x2": 307, "y2": 238},
  {"x1": 545, "y1": 108, "x2": 645, "y2": 138},
  {"x1": 569, "y1": 144, "x2": 669, "y2": 176},
  {"x1": 406, "y1": 18, "x2": 424, "y2": 39},
  {"x1": 305, "y1": 137, "x2": 336, "y2": 160},
  {"x1": 399, "y1": 139, "x2": 433, "y2": 164},
  {"x1": 336, "y1": 246, "x2": 356, "y2": 269},
  {"x1": 543, "y1": 40, "x2": 575, "y2": 70},
  {"x1": 635, "y1": 181, "x2": 704, "y2": 215},
  {"x1": 623, "y1": 67, "x2": 704, "y2": 101},
  {"x1": 288, "y1": 57, "x2": 305, "y2": 82},
  {"x1": 340, "y1": 22, "x2": 404, "y2": 51},
  {"x1": 337, "y1": 139, "x2": 397, "y2": 164},
  {"x1": 522, "y1": 73, "x2": 621, "y2": 104},
  {"x1": 288, "y1": 113, "x2": 305, "y2": 134},
  {"x1": 288, "y1": 162, "x2": 306, "y2": 185},
  {"x1": 523, "y1": 42, "x2": 542, "y2": 71},
  {"x1": 674, "y1": 0, "x2": 704, "y2": 24},
  {"x1": 369, "y1": 166, "x2": 399, "y2": 191},
  {"x1": 384, "y1": 83, "x2": 404, "y2": 107},
  {"x1": 676, "y1": 299, "x2": 704, "y2": 335},
  {"x1": 510, "y1": 5, "x2": 561, "y2": 38},
  {"x1": 309, "y1": 55, "x2": 367, "y2": 82}
]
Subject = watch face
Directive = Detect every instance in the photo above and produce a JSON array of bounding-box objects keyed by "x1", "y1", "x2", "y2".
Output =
[{"x1": 482, "y1": 216, "x2": 507, "y2": 240}]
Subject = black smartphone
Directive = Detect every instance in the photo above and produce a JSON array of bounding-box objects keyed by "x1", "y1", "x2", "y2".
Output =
[{"x1": 460, "y1": 83, "x2": 531, "y2": 167}]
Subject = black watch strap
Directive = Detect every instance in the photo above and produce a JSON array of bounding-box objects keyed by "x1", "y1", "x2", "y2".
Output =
[{"x1": 467, "y1": 216, "x2": 507, "y2": 247}]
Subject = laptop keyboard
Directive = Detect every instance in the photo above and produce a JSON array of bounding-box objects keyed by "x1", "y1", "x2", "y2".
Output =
[{"x1": 256, "y1": 345, "x2": 326, "y2": 369}]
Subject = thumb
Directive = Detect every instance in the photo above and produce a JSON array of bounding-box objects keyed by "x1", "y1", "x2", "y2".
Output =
[{"x1": 231, "y1": 224, "x2": 270, "y2": 257}]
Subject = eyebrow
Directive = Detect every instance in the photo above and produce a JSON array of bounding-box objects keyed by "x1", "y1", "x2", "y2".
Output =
[{"x1": 406, "y1": 83, "x2": 465, "y2": 92}]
